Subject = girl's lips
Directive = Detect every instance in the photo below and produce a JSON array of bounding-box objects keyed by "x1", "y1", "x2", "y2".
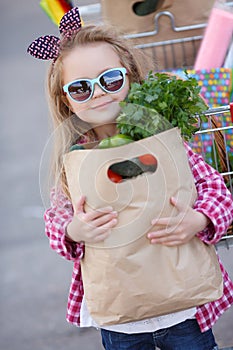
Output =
[{"x1": 91, "y1": 100, "x2": 113, "y2": 110}]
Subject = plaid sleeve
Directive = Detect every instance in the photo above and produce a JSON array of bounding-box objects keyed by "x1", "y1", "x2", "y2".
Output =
[
  {"x1": 185, "y1": 143, "x2": 233, "y2": 244},
  {"x1": 44, "y1": 188, "x2": 84, "y2": 261},
  {"x1": 196, "y1": 256, "x2": 233, "y2": 332}
]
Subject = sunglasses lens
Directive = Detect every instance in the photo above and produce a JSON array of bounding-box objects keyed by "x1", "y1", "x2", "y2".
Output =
[
  {"x1": 100, "y1": 69, "x2": 125, "y2": 92},
  {"x1": 68, "y1": 81, "x2": 92, "y2": 102},
  {"x1": 65, "y1": 68, "x2": 126, "y2": 103}
]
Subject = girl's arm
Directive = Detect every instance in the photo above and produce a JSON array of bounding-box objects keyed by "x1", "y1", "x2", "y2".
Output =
[
  {"x1": 44, "y1": 188, "x2": 84, "y2": 261},
  {"x1": 186, "y1": 143, "x2": 233, "y2": 244},
  {"x1": 44, "y1": 188, "x2": 118, "y2": 259}
]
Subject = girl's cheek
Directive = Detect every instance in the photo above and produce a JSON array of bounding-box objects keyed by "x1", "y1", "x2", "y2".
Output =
[
  {"x1": 63, "y1": 95, "x2": 74, "y2": 112},
  {"x1": 69, "y1": 100, "x2": 89, "y2": 116}
]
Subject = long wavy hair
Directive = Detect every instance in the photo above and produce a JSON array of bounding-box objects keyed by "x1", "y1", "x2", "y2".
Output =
[{"x1": 46, "y1": 24, "x2": 150, "y2": 198}]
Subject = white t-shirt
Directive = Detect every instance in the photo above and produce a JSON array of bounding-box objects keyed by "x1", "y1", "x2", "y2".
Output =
[{"x1": 80, "y1": 297, "x2": 196, "y2": 334}]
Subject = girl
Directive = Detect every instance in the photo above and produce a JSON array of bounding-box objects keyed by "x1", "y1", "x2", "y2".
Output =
[{"x1": 27, "y1": 7, "x2": 233, "y2": 350}]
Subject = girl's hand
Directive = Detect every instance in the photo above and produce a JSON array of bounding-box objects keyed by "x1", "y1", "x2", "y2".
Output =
[
  {"x1": 147, "y1": 197, "x2": 210, "y2": 246},
  {"x1": 66, "y1": 195, "x2": 118, "y2": 243}
]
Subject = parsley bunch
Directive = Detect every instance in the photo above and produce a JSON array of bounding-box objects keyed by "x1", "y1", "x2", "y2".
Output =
[{"x1": 117, "y1": 71, "x2": 208, "y2": 141}]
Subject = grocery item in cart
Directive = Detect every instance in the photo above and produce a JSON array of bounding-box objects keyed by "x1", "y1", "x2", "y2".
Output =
[{"x1": 194, "y1": 1, "x2": 233, "y2": 69}]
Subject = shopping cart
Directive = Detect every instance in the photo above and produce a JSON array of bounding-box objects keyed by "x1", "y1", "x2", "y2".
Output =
[
  {"x1": 125, "y1": 13, "x2": 205, "y2": 70},
  {"x1": 124, "y1": 2, "x2": 233, "y2": 70},
  {"x1": 124, "y1": 3, "x2": 233, "y2": 248}
]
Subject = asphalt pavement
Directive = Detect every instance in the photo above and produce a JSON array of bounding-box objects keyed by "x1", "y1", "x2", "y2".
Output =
[{"x1": 1, "y1": 1, "x2": 233, "y2": 349}]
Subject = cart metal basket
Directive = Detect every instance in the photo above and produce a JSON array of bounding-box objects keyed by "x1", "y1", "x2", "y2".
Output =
[
  {"x1": 124, "y1": 3, "x2": 233, "y2": 247},
  {"x1": 194, "y1": 105, "x2": 233, "y2": 248},
  {"x1": 125, "y1": 2, "x2": 233, "y2": 70},
  {"x1": 125, "y1": 12, "x2": 205, "y2": 70}
]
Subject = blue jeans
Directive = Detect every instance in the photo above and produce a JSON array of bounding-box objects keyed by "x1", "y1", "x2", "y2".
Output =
[{"x1": 101, "y1": 319, "x2": 219, "y2": 350}]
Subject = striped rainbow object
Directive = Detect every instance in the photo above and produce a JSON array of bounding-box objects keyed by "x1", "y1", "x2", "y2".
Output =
[{"x1": 40, "y1": 0, "x2": 73, "y2": 26}]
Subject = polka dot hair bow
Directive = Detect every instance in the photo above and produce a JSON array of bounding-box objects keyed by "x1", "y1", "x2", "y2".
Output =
[{"x1": 27, "y1": 7, "x2": 82, "y2": 61}]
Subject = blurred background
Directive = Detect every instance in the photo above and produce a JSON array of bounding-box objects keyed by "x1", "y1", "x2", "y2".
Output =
[{"x1": 1, "y1": 1, "x2": 233, "y2": 349}]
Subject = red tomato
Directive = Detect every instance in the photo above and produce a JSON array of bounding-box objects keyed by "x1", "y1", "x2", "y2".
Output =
[
  {"x1": 138, "y1": 154, "x2": 157, "y2": 166},
  {"x1": 107, "y1": 169, "x2": 123, "y2": 183}
]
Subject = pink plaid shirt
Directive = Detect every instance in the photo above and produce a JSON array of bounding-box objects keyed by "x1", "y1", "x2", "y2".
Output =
[{"x1": 44, "y1": 143, "x2": 233, "y2": 332}]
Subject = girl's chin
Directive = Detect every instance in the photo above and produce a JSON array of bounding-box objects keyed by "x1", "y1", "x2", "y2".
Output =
[
  {"x1": 87, "y1": 110, "x2": 121, "y2": 125},
  {"x1": 91, "y1": 117, "x2": 117, "y2": 127}
]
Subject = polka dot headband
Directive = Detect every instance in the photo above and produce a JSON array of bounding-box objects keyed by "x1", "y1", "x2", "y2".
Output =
[{"x1": 27, "y1": 7, "x2": 82, "y2": 62}]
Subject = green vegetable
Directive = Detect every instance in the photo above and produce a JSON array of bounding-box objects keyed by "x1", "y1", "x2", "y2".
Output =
[
  {"x1": 117, "y1": 71, "x2": 208, "y2": 141},
  {"x1": 110, "y1": 160, "x2": 143, "y2": 178},
  {"x1": 98, "y1": 134, "x2": 134, "y2": 149},
  {"x1": 116, "y1": 103, "x2": 172, "y2": 140}
]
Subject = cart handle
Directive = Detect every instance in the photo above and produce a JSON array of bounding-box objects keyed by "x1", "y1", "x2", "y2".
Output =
[{"x1": 202, "y1": 104, "x2": 233, "y2": 122}]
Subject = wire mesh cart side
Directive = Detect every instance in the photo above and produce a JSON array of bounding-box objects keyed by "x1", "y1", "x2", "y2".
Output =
[
  {"x1": 124, "y1": 2, "x2": 233, "y2": 71},
  {"x1": 193, "y1": 105, "x2": 233, "y2": 248},
  {"x1": 125, "y1": 11, "x2": 205, "y2": 70}
]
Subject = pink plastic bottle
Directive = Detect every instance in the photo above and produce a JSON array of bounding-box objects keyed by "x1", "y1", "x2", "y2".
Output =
[{"x1": 194, "y1": 6, "x2": 233, "y2": 69}]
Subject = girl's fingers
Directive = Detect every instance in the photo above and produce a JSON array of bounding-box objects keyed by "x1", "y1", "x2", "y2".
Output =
[
  {"x1": 83, "y1": 206, "x2": 115, "y2": 222},
  {"x1": 148, "y1": 228, "x2": 188, "y2": 245},
  {"x1": 149, "y1": 234, "x2": 179, "y2": 245},
  {"x1": 91, "y1": 217, "x2": 118, "y2": 235},
  {"x1": 97, "y1": 217, "x2": 118, "y2": 230},
  {"x1": 93, "y1": 212, "x2": 118, "y2": 227},
  {"x1": 74, "y1": 199, "x2": 118, "y2": 243},
  {"x1": 147, "y1": 228, "x2": 173, "y2": 243},
  {"x1": 87, "y1": 219, "x2": 118, "y2": 243}
]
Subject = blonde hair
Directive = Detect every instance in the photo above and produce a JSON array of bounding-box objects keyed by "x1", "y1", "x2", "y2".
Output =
[{"x1": 46, "y1": 24, "x2": 149, "y2": 198}]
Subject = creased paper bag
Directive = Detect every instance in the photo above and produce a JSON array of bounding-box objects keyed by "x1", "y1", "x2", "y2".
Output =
[{"x1": 63, "y1": 127, "x2": 223, "y2": 325}]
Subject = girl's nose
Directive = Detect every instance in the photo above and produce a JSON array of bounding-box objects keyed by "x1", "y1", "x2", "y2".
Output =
[{"x1": 92, "y1": 82, "x2": 106, "y2": 99}]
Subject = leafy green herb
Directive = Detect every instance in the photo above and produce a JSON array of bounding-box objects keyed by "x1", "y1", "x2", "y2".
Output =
[
  {"x1": 117, "y1": 71, "x2": 208, "y2": 141},
  {"x1": 116, "y1": 103, "x2": 172, "y2": 140}
]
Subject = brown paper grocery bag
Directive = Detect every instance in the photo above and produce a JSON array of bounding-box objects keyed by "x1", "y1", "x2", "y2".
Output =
[
  {"x1": 101, "y1": 0, "x2": 215, "y2": 69},
  {"x1": 63, "y1": 128, "x2": 223, "y2": 325}
]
